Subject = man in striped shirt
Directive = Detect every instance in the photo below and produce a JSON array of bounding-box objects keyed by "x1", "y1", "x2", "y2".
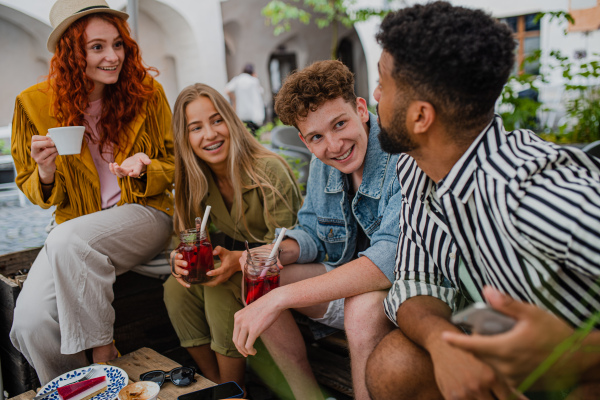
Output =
[{"x1": 365, "y1": 2, "x2": 600, "y2": 399}]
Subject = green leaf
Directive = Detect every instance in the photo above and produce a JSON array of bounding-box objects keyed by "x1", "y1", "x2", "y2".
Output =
[{"x1": 261, "y1": 0, "x2": 387, "y2": 55}]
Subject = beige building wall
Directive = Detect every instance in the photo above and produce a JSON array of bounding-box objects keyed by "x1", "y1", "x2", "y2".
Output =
[
  {"x1": 0, "y1": 4, "x2": 51, "y2": 126},
  {"x1": 221, "y1": 0, "x2": 369, "y2": 119}
]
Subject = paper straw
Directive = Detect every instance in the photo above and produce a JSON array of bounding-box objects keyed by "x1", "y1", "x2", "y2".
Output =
[
  {"x1": 245, "y1": 240, "x2": 253, "y2": 263},
  {"x1": 195, "y1": 217, "x2": 202, "y2": 242},
  {"x1": 200, "y1": 206, "x2": 211, "y2": 234},
  {"x1": 269, "y1": 228, "x2": 287, "y2": 259}
]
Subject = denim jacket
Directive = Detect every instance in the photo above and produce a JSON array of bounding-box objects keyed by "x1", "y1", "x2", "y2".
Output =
[{"x1": 284, "y1": 113, "x2": 401, "y2": 282}]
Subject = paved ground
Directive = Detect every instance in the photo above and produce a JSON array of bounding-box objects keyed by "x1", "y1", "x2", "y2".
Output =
[{"x1": 0, "y1": 196, "x2": 54, "y2": 255}]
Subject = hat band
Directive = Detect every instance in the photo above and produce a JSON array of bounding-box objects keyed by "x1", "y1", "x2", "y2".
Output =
[{"x1": 75, "y1": 5, "x2": 110, "y2": 15}]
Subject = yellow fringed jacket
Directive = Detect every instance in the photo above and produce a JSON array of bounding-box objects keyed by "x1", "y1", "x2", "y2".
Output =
[{"x1": 11, "y1": 77, "x2": 174, "y2": 224}]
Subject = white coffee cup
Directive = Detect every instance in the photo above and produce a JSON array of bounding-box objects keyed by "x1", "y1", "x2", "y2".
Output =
[{"x1": 47, "y1": 126, "x2": 85, "y2": 155}]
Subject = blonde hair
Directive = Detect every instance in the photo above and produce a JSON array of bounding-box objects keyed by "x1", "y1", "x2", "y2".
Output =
[{"x1": 172, "y1": 83, "x2": 298, "y2": 241}]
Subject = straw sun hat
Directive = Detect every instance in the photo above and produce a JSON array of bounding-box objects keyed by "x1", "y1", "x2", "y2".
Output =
[{"x1": 47, "y1": 0, "x2": 129, "y2": 53}]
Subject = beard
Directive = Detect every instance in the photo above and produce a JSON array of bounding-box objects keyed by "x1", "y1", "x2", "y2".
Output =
[{"x1": 378, "y1": 100, "x2": 418, "y2": 154}]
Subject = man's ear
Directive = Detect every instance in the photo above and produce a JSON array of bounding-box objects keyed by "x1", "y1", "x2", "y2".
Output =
[
  {"x1": 298, "y1": 131, "x2": 310, "y2": 149},
  {"x1": 408, "y1": 101, "x2": 435, "y2": 136},
  {"x1": 356, "y1": 97, "x2": 369, "y2": 123}
]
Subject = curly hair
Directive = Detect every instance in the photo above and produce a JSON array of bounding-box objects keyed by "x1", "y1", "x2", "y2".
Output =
[
  {"x1": 275, "y1": 60, "x2": 356, "y2": 128},
  {"x1": 376, "y1": 1, "x2": 515, "y2": 135},
  {"x1": 48, "y1": 13, "x2": 157, "y2": 159}
]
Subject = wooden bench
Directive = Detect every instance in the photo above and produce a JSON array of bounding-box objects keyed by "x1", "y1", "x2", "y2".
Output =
[{"x1": 0, "y1": 247, "x2": 353, "y2": 399}]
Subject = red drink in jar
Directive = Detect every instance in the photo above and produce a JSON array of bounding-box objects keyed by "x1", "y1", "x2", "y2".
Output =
[
  {"x1": 244, "y1": 274, "x2": 280, "y2": 305},
  {"x1": 242, "y1": 248, "x2": 279, "y2": 305},
  {"x1": 176, "y1": 229, "x2": 214, "y2": 284}
]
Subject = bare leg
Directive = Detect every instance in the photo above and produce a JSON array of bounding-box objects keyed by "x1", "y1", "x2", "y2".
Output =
[
  {"x1": 366, "y1": 329, "x2": 443, "y2": 400},
  {"x1": 187, "y1": 346, "x2": 246, "y2": 394},
  {"x1": 92, "y1": 342, "x2": 118, "y2": 363},
  {"x1": 345, "y1": 291, "x2": 394, "y2": 400},
  {"x1": 215, "y1": 353, "x2": 246, "y2": 388},
  {"x1": 260, "y1": 262, "x2": 329, "y2": 400},
  {"x1": 186, "y1": 345, "x2": 220, "y2": 384},
  {"x1": 261, "y1": 309, "x2": 325, "y2": 400}
]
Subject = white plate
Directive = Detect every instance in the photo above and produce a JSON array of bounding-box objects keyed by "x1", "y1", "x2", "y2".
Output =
[{"x1": 38, "y1": 365, "x2": 129, "y2": 400}]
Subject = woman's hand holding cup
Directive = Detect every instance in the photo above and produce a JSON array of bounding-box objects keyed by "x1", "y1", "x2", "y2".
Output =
[
  {"x1": 170, "y1": 249, "x2": 191, "y2": 288},
  {"x1": 31, "y1": 135, "x2": 58, "y2": 184}
]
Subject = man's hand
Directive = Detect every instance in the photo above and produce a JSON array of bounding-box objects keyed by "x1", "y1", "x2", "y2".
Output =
[
  {"x1": 233, "y1": 289, "x2": 284, "y2": 357},
  {"x1": 443, "y1": 287, "x2": 576, "y2": 390},
  {"x1": 109, "y1": 152, "x2": 151, "y2": 178},
  {"x1": 429, "y1": 338, "x2": 519, "y2": 399},
  {"x1": 31, "y1": 135, "x2": 58, "y2": 183},
  {"x1": 396, "y1": 296, "x2": 525, "y2": 399},
  {"x1": 203, "y1": 247, "x2": 242, "y2": 287}
]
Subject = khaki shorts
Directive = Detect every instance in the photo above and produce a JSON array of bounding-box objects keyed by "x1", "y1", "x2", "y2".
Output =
[{"x1": 163, "y1": 270, "x2": 244, "y2": 358}]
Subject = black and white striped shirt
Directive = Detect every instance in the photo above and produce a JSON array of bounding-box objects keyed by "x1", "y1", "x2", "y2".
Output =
[{"x1": 384, "y1": 115, "x2": 600, "y2": 329}]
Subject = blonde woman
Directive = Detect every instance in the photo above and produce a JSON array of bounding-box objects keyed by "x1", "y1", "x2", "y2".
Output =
[{"x1": 164, "y1": 83, "x2": 302, "y2": 391}]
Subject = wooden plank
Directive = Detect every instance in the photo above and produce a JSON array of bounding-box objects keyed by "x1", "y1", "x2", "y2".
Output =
[
  {"x1": 108, "y1": 347, "x2": 216, "y2": 400},
  {"x1": 316, "y1": 331, "x2": 348, "y2": 353},
  {"x1": 0, "y1": 248, "x2": 41, "y2": 276},
  {"x1": 8, "y1": 390, "x2": 35, "y2": 400},
  {"x1": 307, "y1": 345, "x2": 353, "y2": 397},
  {"x1": 296, "y1": 316, "x2": 353, "y2": 397},
  {"x1": 0, "y1": 345, "x2": 39, "y2": 397},
  {"x1": 0, "y1": 261, "x2": 41, "y2": 396}
]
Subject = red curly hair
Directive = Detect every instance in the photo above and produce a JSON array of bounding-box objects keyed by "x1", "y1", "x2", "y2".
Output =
[{"x1": 48, "y1": 13, "x2": 157, "y2": 159}]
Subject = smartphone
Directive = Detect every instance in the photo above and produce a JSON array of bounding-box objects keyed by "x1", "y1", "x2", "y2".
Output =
[
  {"x1": 177, "y1": 381, "x2": 244, "y2": 400},
  {"x1": 451, "y1": 302, "x2": 516, "y2": 335}
]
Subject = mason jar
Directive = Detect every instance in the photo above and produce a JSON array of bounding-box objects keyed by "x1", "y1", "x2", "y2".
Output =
[
  {"x1": 242, "y1": 248, "x2": 279, "y2": 305},
  {"x1": 173, "y1": 228, "x2": 214, "y2": 284}
]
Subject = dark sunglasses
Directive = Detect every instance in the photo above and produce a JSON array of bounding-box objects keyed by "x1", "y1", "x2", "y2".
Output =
[{"x1": 139, "y1": 366, "x2": 197, "y2": 387}]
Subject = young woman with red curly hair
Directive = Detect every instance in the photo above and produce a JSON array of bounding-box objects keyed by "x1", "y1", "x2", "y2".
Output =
[{"x1": 10, "y1": 0, "x2": 173, "y2": 384}]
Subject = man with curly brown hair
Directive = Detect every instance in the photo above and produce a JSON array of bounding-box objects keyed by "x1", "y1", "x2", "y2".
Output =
[{"x1": 233, "y1": 60, "x2": 402, "y2": 399}]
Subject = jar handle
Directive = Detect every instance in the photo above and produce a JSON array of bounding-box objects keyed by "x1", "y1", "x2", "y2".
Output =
[{"x1": 170, "y1": 250, "x2": 180, "y2": 278}]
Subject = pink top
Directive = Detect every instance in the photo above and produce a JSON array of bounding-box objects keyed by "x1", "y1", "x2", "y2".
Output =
[{"x1": 84, "y1": 98, "x2": 121, "y2": 209}]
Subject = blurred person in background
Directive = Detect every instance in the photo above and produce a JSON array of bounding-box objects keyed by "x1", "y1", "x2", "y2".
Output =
[{"x1": 225, "y1": 63, "x2": 265, "y2": 135}]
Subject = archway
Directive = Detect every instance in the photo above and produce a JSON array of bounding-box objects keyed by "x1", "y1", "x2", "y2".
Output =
[{"x1": 0, "y1": 4, "x2": 51, "y2": 125}]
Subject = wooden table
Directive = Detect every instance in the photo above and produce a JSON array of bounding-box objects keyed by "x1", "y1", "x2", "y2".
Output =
[{"x1": 9, "y1": 348, "x2": 216, "y2": 400}]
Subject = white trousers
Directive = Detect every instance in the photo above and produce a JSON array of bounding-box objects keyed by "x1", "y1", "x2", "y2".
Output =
[{"x1": 10, "y1": 204, "x2": 172, "y2": 385}]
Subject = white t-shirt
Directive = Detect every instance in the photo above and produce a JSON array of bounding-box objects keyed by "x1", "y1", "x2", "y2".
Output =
[{"x1": 225, "y1": 73, "x2": 265, "y2": 125}]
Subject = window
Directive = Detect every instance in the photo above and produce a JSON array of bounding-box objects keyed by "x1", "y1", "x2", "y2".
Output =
[
  {"x1": 500, "y1": 13, "x2": 541, "y2": 75},
  {"x1": 268, "y1": 51, "x2": 297, "y2": 119}
]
